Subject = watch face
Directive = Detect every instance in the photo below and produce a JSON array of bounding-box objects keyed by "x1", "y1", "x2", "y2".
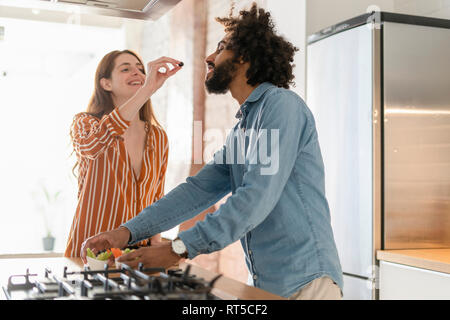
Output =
[{"x1": 173, "y1": 239, "x2": 186, "y2": 254}]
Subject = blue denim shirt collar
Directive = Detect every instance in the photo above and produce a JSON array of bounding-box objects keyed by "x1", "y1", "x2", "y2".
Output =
[{"x1": 235, "y1": 82, "x2": 274, "y2": 120}]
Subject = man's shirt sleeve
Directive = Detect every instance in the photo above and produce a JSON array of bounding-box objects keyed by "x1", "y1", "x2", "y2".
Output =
[{"x1": 122, "y1": 147, "x2": 231, "y2": 244}]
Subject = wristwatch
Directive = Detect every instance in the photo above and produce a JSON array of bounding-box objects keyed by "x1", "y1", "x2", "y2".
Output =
[{"x1": 171, "y1": 237, "x2": 188, "y2": 258}]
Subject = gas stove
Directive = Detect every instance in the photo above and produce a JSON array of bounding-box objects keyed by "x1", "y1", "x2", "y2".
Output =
[{"x1": 2, "y1": 263, "x2": 222, "y2": 300}]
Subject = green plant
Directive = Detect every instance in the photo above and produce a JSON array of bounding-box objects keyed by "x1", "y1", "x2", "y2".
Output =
[{"x1": 32, "y1": 184, "x2": 62, "y2": 238}]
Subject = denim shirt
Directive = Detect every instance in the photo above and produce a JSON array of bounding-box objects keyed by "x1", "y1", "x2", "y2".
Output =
[{"x1": 123, "y1": 82, "x2": 343, "y2": 298}]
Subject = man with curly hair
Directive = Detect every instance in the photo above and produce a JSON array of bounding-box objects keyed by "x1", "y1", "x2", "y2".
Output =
[{"x1": 81, "y1": 2, "x2": 343, "y2": 300}]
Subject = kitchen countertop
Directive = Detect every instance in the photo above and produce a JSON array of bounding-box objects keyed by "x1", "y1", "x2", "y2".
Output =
[
  {"x1": 377, "y1": 249, "x2": 450, "y2": 274},
  {"x1": 0, "y1": 257, "x2": 285, "y2": 300}
]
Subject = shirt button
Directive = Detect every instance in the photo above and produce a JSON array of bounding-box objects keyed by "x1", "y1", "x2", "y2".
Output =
[
  {"x1": 249, "y1": 250, "x2": 252, "y2": 255},
  {"x1": 253, "y1": 274, "x2": 258, "y2": 280}
]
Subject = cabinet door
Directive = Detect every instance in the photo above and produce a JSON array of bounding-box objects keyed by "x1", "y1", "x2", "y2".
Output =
[{"x1": 380, "y1": 261, "x2": 450, "y2": 300}]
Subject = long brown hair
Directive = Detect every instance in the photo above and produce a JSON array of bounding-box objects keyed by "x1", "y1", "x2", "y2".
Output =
[{"x1": 72, "y1": 50, "x2": 160, "y2": 177}]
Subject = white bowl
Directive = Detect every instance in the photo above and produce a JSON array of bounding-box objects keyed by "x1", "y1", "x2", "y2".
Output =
[{"x1": 86, "y1": 256, "x2": 113, "y2": 270}]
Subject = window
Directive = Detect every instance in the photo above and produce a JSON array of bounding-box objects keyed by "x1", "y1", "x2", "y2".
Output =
[
  {"x1": 0, "y1": 6, "x2": 192, "y2": 255},
  {"x1": 0, "y1": 16, "x2": 126, "y2": 254}
]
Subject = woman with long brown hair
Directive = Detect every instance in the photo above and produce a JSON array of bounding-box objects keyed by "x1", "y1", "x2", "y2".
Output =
[{"x1": 64, "y1": 50, "x2": 182, "y2": 257}]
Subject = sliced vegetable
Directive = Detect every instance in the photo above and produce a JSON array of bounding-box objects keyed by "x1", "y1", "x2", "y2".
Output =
[
  {"x1": 87, "y1": 248, "x2": 96, "y2": 259},
  {"x1": 110, "y1": 248, "x2": 122, "y2": 258},
  {"x1": 123, "y1": 248, "x2": 136, "y2": 254},
  {"x1": 87, "y1": 247, "x2": 136, "y2": 262},
  {"x1": 96, "y1": 251, "x2": 113, "y2": 261}
]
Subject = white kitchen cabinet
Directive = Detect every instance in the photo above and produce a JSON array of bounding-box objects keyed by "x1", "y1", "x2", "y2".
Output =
[{"x1": 379, "y1": 261, "x2": 450, "y2": 300}]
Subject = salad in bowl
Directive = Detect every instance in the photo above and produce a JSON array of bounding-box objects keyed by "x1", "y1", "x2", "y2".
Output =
[{"x1": 85, "y1": 247, "x2": 135, "y2": 270}]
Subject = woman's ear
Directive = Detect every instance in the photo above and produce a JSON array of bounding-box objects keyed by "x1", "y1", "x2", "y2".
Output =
[{"x1": 100, "y1": 78, "x2": 112, "y2": 91}]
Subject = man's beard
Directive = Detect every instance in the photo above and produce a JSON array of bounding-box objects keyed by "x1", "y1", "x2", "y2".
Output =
[{"x1": 205, "y1": 58, "x2": 237, "y2": 94}]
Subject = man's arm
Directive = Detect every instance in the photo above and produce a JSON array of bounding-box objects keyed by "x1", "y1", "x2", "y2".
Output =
[
  {"x1": 179, "y1": 92, "x2": 311, "y2": 259},
  {"x1": 122, "y1": 146, "x2": 231, "y2": 243}
]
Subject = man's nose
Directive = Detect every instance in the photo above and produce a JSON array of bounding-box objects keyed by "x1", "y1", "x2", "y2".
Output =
[{"x1": 205, "y1": 52, "x2": 216, "y2": 65}]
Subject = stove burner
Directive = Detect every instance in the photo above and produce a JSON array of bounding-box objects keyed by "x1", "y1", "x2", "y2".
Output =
[{"x1": 2, "y1": 263, "x2": 222, "y2": 300}]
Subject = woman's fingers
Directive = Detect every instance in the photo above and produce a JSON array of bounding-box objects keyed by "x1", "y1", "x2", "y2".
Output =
[
  {"x1": 147, "y1": 60, "x2": 179, "y2": 75},
  {"x1": 148, "y1": 62, "x2": 181, "y2": 78},
  {"x1": 139, "y1": 56, "x2": 183, "y2": 96},
  {"x1": 148, "y1": 56, "x2": 182, "y2": 68},
  {"x1": 156, "y1": 63, "x2": 172, "y2": 75},
  {"x1": 166, "y1": 65, "x2": 182, "y2": 77}
]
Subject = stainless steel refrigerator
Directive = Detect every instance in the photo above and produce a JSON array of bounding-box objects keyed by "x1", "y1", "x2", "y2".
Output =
[{"x1": 306, "y1": 12, "x2": 450, "y2": 300}]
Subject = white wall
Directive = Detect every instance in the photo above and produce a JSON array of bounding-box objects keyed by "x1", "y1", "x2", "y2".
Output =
[{"x1": 266, "y1": 0, "x2": 307, "y2": 99}]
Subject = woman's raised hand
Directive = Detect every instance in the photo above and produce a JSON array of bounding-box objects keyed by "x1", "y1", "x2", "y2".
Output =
[
  {"x1": 143, "y1": 56, "x2": 183, "y2": 96},
  {"x1": 116, "y1": 56, "x2": 183, "y2": 122}
]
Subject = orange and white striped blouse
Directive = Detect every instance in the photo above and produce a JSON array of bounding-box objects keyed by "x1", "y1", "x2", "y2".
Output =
[{"x1": 64, "y1": 108, "x2": 168, "y2": 257}]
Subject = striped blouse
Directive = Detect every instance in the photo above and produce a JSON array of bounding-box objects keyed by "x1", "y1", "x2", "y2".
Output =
[{"x1": 64, "y1": 108, "x2": 168, "y2": 257}]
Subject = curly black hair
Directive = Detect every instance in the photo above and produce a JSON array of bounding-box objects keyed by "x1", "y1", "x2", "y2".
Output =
[{"x1": 216, "y1": 2, "x2": 299, "y2": 89}]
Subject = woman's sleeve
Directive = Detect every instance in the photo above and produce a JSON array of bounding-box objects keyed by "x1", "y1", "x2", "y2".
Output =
[
  {"x1": 71, "y1": 109, "x2": 130, "y2": 160},
  {"x1": 154, "y1": 129, "x2": 169, "y2": 201}
]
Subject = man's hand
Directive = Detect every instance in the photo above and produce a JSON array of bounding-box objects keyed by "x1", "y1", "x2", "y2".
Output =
[
  {"x1": 80, "y1": 227, "x2": 130, "y2": 264},
  {"x1": 116, "y1": 242, "x2": 181, "y2": 270}
]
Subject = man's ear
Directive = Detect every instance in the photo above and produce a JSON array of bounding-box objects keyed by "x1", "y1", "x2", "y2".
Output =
[{"x1": 100, "y1": 78, "x2": 112, "y2": 91}]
